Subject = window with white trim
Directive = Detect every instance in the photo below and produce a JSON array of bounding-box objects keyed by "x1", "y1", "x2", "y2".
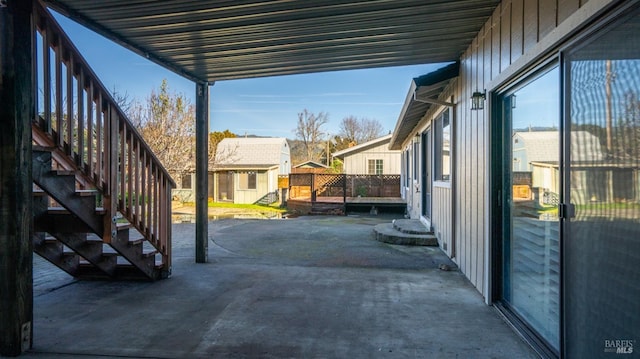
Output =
[
  {"x1": 238, "y1": 171, "x2": 257, "y2": 189},
  {"x1": 367, "y1": 159, "x2": 383, "y2": 175},
  {"x1": 413, "y1": 139, "x2": 420, "y2": 181},
  {"x1": 434, "y1": 108, "x2": 451, "y2": 181}
]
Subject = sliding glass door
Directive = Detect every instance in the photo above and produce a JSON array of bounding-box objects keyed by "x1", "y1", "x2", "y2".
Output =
[
  {"x1": 421, "y1": 130, "x2": 431, "y2": 219},
  {"x1": 563, "y1": 6, "x2": 640, "y2": 358},
  {"x1": 498, "y1": 66, "x2": 561, "y2": 352}
]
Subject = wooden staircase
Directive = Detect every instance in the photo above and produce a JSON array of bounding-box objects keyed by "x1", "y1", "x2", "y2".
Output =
[{"x1": 31, "y1": 2, "x2": 174, "y2": 280}]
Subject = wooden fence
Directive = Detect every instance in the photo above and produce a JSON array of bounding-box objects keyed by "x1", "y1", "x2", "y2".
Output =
[{"x1": 288, "y1": 173, "x2": 401, "y2": 201}]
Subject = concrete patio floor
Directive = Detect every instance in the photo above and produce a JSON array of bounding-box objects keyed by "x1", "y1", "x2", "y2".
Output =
[{"x1": 24, "y1": 215, "x2": 538, "y2": 358}]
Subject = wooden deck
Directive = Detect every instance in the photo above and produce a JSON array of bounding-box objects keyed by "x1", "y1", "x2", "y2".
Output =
[{"x1": 287, "y1": 196, "x2": 406, "y2": 215}]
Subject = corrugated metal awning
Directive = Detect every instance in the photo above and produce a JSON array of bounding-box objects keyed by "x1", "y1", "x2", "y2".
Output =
[
  {"x1": 44, "y1": 0, "x2": 499, "y2": 83},
  {"x1": 389, "y1": 61, "x2": 459, "y2": 150}
]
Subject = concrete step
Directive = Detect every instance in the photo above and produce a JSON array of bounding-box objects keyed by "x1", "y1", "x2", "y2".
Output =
[
  {"x1": 373, "y1": 222, "x2": 438, "y2": 246},
  {"x1": 392, "y1": 219, "x2": 433, "y2": 235}
]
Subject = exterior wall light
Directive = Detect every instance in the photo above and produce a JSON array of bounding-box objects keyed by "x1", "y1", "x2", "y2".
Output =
[{"x1": 471, "y1": 89, "x2": 486, "y2": 110}]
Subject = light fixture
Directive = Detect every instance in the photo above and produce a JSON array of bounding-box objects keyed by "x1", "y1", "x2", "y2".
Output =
[{"x1": 471, "y1": 89, "x2": 486, "y2": 111}]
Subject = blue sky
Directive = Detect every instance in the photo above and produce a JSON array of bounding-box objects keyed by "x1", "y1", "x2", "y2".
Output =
[{"x1": 53, "y1": 12, "x2": 450, "y2": 138}]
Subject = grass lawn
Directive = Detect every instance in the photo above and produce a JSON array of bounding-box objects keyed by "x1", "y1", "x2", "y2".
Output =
[{"x1": 180, "y1": 201, "x2": 287, "y2": 213}]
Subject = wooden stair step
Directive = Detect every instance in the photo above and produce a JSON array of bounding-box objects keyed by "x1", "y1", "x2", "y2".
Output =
[
  {"x1": 47, "y1": 206, "x2": 105, "y2": 215},
  {"x1": 54, "y1": 170, "x2": 76, "y2": 176},
  {"x1": 62, "y1": 251, "x2": 78, "y2": 258},
  {"x1": 32, "y1": 145, "x2": 56, "y2": 152},
  {"x1": 116, "y1": 222, "x2": 133, "y2": 230},
  {"x1": 76, "y1": 189, "x2": 99, "y2": 197},
  {"x1": 142, "y1": 250, "x2": 158, "y2": 258},
  {"x1": 47, "y1": 207, "x2": 71, "y2": 215},
  {"x1": 33, "y1": 188, "x2": 47, "y2": 196},
  {"x1": 43, "y1": 236, "x2": 58, "y2": 244},
  {"x1": 128, "y1": 238, "x2": 144, "y2": 246}
]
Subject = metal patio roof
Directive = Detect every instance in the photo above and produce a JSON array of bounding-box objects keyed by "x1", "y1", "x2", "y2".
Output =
[{"x1": 44, "y1": 0, "x2": 500, "y2": 83}]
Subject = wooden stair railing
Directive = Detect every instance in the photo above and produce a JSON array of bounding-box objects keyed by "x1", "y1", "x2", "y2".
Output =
[{"x1": 32, "y1": 2, "x2": 175, "y2": 280}]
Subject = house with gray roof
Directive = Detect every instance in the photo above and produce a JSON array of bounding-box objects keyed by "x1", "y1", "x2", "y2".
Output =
[
  {"x1": 332, "y1": 134, "x2": 400, "y2": 175},
  {"x1": 212, "y1": 137, "x2": 290, "y2": 204},
  {"x1": 512, "y1": 130, "x2": 604, "y2": 172}
]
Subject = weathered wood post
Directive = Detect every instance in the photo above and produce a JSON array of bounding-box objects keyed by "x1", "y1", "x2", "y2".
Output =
[
  {"x1": 310, "y1": 173, "x2": 316, "y2": 203},
  {"x1": 342, "y1": 174, "x2": 347, "y2": 214},
  {"x1": 0, "y1": 0, "x2": 35, "y2": 355},
  {"x1": 195, "y1": 81, "x2": 209, "y2": 263}
]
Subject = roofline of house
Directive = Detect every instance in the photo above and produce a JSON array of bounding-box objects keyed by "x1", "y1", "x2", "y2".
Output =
[
  {"x1": 332, "y1": 134, "x2": 394, "y2": 158},
  {"x1": 212, "y1": 164, "x2": 279, "y2": 171},
  {"x1": 293, "y1": 160, "x2": 329, "y2": 168}
]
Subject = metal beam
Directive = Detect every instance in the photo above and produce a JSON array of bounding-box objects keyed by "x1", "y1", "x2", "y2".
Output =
[
  {"x1": 412, "y1": 92, "x2": 455, "y2": 107},
  {"x1": 0, "y1": 0, "x2": 34, "y2": 355},
  {"x1": 195, "y1": 81, "x2": 209, "y2": 263}
]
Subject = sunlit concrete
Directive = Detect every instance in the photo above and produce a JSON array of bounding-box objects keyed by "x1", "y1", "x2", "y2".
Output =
[{"x1": 25, "y1": 215, "x2": 537, "y2": 358}]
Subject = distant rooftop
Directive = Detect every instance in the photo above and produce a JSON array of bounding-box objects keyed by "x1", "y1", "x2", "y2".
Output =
[
  {"x1": 215, "y1": 137, "x2": 289, "y2": 168},
  {"x1": 333, "y1": 134, "x2": 395, "y2": 158}
]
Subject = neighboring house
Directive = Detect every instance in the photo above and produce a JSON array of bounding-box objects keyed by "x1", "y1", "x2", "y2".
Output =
[
  {"x1": 514, "y1": 130, "x2": 638, "y2": 205},
  {"x1": 512, "y1": 130, "x2": 603, "y2": 172},
  {"x1": 171, "y1": 171, "x2": 198, "y2": 203},
  {"x1": 389, "y1": 3, "x2": 640, "y2": 357},
  {"x1": 332, "y1": 134, "x2": 400, "y2": 175},
  {"x1": 212, "y1": 137, "x2": 290, "y2": 204},
  {"x1": 292, "y1": 160, "x2": 330, "y2": 173},
  {"x1": 511, "y1": 130, "x2": 603, "y2": 200}
]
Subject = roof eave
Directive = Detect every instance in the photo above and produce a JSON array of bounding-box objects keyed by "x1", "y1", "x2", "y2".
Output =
[
  {"x1": 332, "y1": 134, "x2": 393, "y2": 158},
  {"x1": 389, "y1": 62, "x2": 459, "y2": 150},
  {"x1": 389, "y1": 80, "x2": 419, "y2": 150}
]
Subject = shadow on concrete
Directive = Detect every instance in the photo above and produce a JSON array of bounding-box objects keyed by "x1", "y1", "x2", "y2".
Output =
[{"x1": 25, "y1": 215, "x2": 537, "y2": 358}]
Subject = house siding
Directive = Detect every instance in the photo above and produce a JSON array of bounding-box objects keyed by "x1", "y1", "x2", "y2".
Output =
[
  {"x1": 342, "y1": 142, "x2": 401, "y2": 175},
  {"x1": 432, "y1": 185, "x2": 454, "y2": 257},
  {"x1": 453, "y1": 0, "x2": 613, "y2": 295},
  {"x1": 233, "y1": 170, "x2": 270, "y2": 204},
  {"x1": 212, "y1": 138, "x2": 290, "y2": 204},
  {"x1": 404, "y1": 87, "x2": 456, "y2": 252},
  {"x1": 398, "y1": 0, "x2": 615, "y2": 297}
]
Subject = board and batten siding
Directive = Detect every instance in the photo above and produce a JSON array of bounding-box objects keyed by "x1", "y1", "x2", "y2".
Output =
[
  {"x1": 233, "y1": 170, "x2": 269, "y2": 204},
  {"x1": 453, "y1": 0, "x2": 604, "y2": 296},
  {"x1": 432, "y1": 185, "x2": 454, "y2": 257},
  {"x1": 342, "y1": 142, "x2": 401, "y2": 175},
  {"x1": 405, "y1": 82, "x2": 456, "y2": 245}
]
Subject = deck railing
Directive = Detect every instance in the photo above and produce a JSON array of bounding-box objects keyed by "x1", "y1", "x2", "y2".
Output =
[
  {"x1": 289, "y1": 173, "x2": 401, "y2": 201},
  {"x1": 33, "y1": 2, "x2": 175, "y2": 269}
]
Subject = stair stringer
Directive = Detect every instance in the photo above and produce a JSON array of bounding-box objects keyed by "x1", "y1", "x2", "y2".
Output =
[{"x1": 32, "y1": 147, "x2": 162, "y2": 280}]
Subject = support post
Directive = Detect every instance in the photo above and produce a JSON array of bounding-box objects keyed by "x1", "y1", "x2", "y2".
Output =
[
  {"x1": 310, "y1": 173, "x2": 316, "y2": 203},
  {"x1": 195, "y1": 81, "x2": 209, "y2": 263},
  {"x1": 342, "y1": 174, "x2": 347, "y2": 204},
  {"x1": 0, "y1": 0, "x2": 35, "y2": 355}
]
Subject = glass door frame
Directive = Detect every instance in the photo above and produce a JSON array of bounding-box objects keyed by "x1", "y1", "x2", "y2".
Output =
[
  {"x1": 489, "y1": 3, "x2": 640, "y2": 358},
  {"x1": 559, "y1": 2, "x2": 640, "y2": 358},
  {"x1": 421, "y1": 128, "x2": 432, "y2": 220},
  {"x1": 490, "y1": 59, "x2": 564, "y2": 359}
]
